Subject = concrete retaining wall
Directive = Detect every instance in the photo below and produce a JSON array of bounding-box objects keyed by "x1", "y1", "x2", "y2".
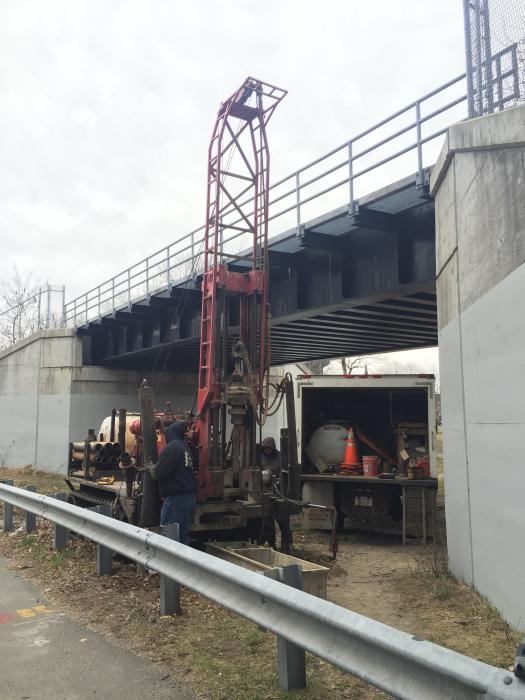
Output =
[
  {"x1": 0, "y1": 329, "x2": 197, "y2": 473},
  {"x1": 431, "y1": 105, "x2": 525, "y2": 629}
]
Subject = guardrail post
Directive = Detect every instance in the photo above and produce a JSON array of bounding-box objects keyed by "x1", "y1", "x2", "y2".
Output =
[
  {"x1": 52, "y1": 493, "x2": 68, "y2": 550},
  {"x1": 276, "y1": 564, "x2": 306, "y2": 691},
  {"x1": 61, "y1": 285, "x2": 66, "y2": 326},
  {"x1": 295, "y1": 172, "x2": 301, "y2": 234},
  {"x1": 91, "y1": 504, "x2": 113, "y2": 575},
  {"x1": 160, "y1": 523, "x2": 181, "y2": 615},
  {"x1": 348, "y1": 141, "x2": 355, "y2": 213},
  {"x1": 1, "y1": 479, "x2": 14, "y2": 532},
  {"x1": 25, "y1": 485, "x2": 37, "y2": 533},
  {"x1": 415, "y1": 100, "x2": 424, "y2": 189}
]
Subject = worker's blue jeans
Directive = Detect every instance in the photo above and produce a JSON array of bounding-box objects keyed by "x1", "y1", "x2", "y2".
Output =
[{"x1": 160, "y1": 494, "x2": 196, "y2": 545}]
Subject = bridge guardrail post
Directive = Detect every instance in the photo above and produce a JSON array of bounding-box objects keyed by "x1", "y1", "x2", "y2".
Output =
[
  {"x1": 1, "y1": 480, "x2": 14, "y2": 532},
  {"x1": 415, "y1": 100, "x2": 423, "y2": 188},
  {"x1": 295, "y1": 172, "x2": 301, "y2": 234},
  {"x1": 276, "y1": 564, "x2": 306, "y2": 691},
  {"x1": 160, "y1": 523, "x2": 181, "y2": 616},
  {"x1": 25, "y1": 485, "x2": 37, "y2": 533},
  {"x1": 52, "y1": 493, "x2": 68, "y2": 550},
  {"x1": 61, "y1": 285, "x2": 66, "y2": 326},
  {"x1": 348, "y1": 141, "x2": 354, "y2": 213}
]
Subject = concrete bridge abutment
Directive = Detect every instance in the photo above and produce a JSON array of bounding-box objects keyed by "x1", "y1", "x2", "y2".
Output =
[
  {"x1": 432, "y1": 105, "x2": 525, "y2": 629},
  {"x1": 0, "y1": 329, "x2": 197, "y2": 473}
]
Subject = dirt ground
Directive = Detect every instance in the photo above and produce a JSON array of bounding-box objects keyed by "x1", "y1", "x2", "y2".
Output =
[{"x1": 0, "y1": 464, "x2": 521, "y2": 699}]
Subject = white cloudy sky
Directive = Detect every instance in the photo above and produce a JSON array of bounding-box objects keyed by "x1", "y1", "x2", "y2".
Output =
[{"x1": 0, "y1": 1, "x2": 466, "y2": 373}]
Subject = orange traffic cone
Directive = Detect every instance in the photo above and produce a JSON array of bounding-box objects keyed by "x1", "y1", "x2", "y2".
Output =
[{"x1": 340, "y1": 426, "x2": 360, "y2": 468}]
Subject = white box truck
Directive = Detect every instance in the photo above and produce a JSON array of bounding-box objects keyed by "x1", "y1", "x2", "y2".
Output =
[{"x1": 283, "y1": 373, "x2": 437, "y2": 541}]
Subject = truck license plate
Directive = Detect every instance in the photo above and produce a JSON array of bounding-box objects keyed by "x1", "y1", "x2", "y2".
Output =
[{"x1": 354, "y1": 495, "x2": 373, "y2": 507}]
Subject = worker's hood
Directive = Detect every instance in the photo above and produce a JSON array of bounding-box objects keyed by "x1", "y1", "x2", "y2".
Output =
[
  {"x1": 165, "y1": 421, "x2": 186, "y2": 443},
  {"x1": 262, "y1": 437, "x2": 277, "y2": 452}
]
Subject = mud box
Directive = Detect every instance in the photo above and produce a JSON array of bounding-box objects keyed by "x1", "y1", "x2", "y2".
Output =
[{"x1": 205, "y1": 542, "x2": 329, "y2": 598}]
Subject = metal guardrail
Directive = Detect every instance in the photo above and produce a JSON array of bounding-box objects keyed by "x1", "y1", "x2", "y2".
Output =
[
  {"x1": 64, "y1": 49, "x2": 523, "y2": 328},
  {"x1": 63, "y1": 71, "x2": 472, "y2": 327},
  {"x1": 1, "y1": 482, "x2": 524, "y2": 698}
]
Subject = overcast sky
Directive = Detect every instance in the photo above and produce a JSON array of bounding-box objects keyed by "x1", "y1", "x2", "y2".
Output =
[{"x1": 0, "y1": 1, "x2": 466, "y2": 373}]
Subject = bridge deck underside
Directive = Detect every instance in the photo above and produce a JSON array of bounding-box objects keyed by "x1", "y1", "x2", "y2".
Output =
[{"x1": 79, "y1": 175, "x2": 438, "y2": 370}]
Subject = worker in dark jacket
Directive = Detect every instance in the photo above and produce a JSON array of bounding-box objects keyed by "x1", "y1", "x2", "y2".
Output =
[
  {"x1": 261, "y1": 436, "x2": 280, "y2": 475},
  {"x1": 147, "y1": 421, "x2": 197, "y2": 545}
]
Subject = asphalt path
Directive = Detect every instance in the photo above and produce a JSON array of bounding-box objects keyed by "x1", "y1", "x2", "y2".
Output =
[{"x1": 0, "y1": 557, "x2": 194, "y2": 700}]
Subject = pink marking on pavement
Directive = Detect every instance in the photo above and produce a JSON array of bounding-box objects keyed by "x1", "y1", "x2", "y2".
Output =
[{"x1": 0, "y1": 612, "x2": 16, "y2": 624}]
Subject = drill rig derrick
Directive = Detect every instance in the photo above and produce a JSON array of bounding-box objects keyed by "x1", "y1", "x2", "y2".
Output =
[
  {"x1": 66, "y1": 78, "x2": 303, "y2": 548},
  {"x1": 192, "y1": 78, "x2": 287, "y2": 504}
]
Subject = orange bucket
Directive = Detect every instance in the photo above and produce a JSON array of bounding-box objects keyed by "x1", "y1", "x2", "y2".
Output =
[{"x1": 362, "y1": 455, "x2": 379, "y2": 477}]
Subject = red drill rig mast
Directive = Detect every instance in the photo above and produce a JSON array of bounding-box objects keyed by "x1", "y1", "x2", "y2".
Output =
[
  {"x1": 195, "y1": 78, "x2": 286, "y2": 498},
  {"x1": 66, "y1": 79, "x2": 303, "y2": 550}
]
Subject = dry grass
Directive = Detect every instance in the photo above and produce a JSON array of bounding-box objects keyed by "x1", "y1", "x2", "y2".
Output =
[
  {"x1": 0, "y1": 465, "x2": 66, "y2": 494},
  {"x1": 408, "y1": 542, "x2": 520, "y2": 668}
]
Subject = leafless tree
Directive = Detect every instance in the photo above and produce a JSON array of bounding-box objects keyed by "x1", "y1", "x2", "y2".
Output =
[
  {"x1": 340, "y1": 355, "x2": 365, "y2": 373},
  {"x1": 303, "y1": 354, "x2": 384, "y2": 375},
  {"x1": 0, "y1": 266, "x2": 40, "y2": 348},
  {"x1": 339, "y1": 354, "x2": 386, "y2": 374}
]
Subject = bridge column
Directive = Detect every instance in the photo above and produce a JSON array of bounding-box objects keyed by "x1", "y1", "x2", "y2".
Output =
[{"x1": 431, "y1": 105, "x2": 525, "y2": 629}]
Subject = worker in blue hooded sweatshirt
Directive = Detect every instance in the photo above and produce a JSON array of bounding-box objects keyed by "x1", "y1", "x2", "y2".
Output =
[{"x1": 147, "y1": 421, "x2": 197, "y2": 545}]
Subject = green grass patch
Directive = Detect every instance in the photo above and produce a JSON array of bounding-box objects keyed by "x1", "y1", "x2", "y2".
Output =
[
  {"x1": 433, "y1": 581, "x2": 453, "y2": 601},
  {"x1": 19, "y1": 534, "x2": 37, "y2": 549},
  {"x1": 49, "y1": 549, "x2": 70, "y2": 568}
]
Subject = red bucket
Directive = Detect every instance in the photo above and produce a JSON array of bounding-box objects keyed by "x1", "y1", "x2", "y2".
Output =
[{"x1": 362, "y1": 455, "x2": 379, "y2": 477}]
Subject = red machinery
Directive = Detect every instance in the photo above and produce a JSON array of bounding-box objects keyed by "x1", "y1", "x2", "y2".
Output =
[
  {"x1": 66, "y1": 79, "x2": 302, "y2": 547},
  {"x1": 190, "y1": 78, "x2": 287, "y2": 501}
]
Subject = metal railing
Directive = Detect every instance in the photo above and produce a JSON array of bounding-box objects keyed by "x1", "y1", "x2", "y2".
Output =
[
  {"x1": 63, "y1": 55, "x2": 520, "y2": 328},
  {"x1": 463, "y1": 0, "x2": 525, "y2": 117},
  {"x1": 1, "y1": 482, "x2": 524, "y2": 698}
]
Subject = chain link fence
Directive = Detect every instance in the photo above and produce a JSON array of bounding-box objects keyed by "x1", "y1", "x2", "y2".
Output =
[{"x1": 463, "y1": 0, "x2": 525, "y2": 116}]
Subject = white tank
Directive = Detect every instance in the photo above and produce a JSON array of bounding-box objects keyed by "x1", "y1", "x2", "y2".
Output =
[
  {"x1": 307, "y1": 424, "x2": 348, "y2": 467},
  {"x1": 98, "y1": 413, "x2": 141, "y2": 454}
]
